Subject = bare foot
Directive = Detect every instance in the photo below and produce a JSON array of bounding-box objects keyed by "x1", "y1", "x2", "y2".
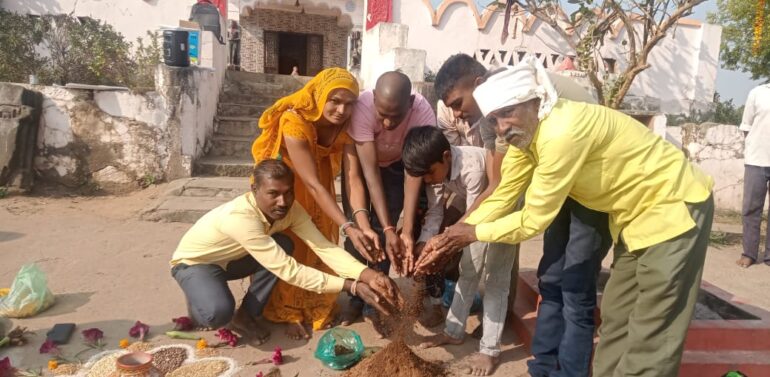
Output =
[
  {"x1": 464, "y1": 353, "x2": 499, "y2": 376},
  {"x1": 418, "y1": 332, "x2": 464, "y2": 349},
  {"x1": 230, "y1": 307, "x2": 271, "y2": 345},
  {"x1": 736, "y1": 256, "x2": 755, "y2": 268},
  {"x1": 419, "y1": 304, "x2": 445, "y2": 328},
  {"x1": 285, "y1": 322, "x2": 310, "y2": 340},
  {"x1": 340, "y1": 300, "x2": 363, "y2": 326},
  {"x1": 363, "y1": 313, "x2": 390, "y2": 339}
]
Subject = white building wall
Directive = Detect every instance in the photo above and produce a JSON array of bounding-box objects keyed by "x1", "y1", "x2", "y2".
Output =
[{"x1": 392, "y1": 0, "x2": 721, "y2": 114}]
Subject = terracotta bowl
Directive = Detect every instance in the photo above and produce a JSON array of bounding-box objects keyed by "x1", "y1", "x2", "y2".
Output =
[{"x1": 116, "y1": 351, "x2": 153, "y2": 371}]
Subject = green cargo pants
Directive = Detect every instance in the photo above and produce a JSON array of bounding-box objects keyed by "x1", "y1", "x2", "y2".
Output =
[{"x1": 592, "y1": 196, "x2": 714, "y2": 377}]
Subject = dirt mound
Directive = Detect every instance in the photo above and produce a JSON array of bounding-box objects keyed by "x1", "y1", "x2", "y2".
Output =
[{"x1": 342, "y1": 340, "x2": 446, "y2": 377}]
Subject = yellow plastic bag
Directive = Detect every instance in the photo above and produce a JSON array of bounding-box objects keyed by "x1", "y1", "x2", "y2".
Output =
[{"x1": 0, "y1": 264, "x2": 55, "y2": 318}]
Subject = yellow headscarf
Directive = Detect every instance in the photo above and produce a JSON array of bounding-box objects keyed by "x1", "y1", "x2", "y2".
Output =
[{"x1": 251, "y1": 68, "x2": 359, "y2": 163}]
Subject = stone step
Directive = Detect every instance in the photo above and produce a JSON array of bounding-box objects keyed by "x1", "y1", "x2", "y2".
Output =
[
  {"x1": 225, "y1": 70, "x2": 311, "y2": 87},
  {"x1": 141, "y1": 177, "x2": 250, "y2": 223},
  {"x1": 215, "y1": 116, "x2": 260, "y2": 137},
  {"x1": 217, "y1": 102, "x2": 268, "y2": 118},
  {"x1": 218, "y1": 92, "x2": 283, "y2": 105},
  {"x1": 194, "y1": 156, "x2": 253, "y2": 177},
  {"x1": 209, "y1": 135, "x2": 253, "y2": 158}
]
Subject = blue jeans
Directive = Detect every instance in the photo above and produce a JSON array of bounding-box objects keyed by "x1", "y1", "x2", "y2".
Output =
[{"x1": 527, "y1": 198, "x2": 611, "y2": 377}]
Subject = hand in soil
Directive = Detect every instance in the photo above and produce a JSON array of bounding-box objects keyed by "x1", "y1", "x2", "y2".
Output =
[
  {"x1": 415, "y1": 224, "x2": 476, "y2": 274},
  {"x1": 285, "y1": 322, "x2": 310, "y2": 340},
  {"x1": 339, "y1": 300, "x2": 363, "y2": 326},
  {"x1": 356, "y1": 282, "x2": 395, "y2": 316},
  {"x1": 463, "y1": 352, "x2": 499, "y2": 376},
  {"x1": 230, "y1": 306, "x2": 271, "y2": 345},
  {"x1": 418, "y1": 304, "x2": 445, "y2": 328},
  {"x1": 736, "y1": 256, "x2": 754, "y2": 268},
  {"x1": 365, "y1": 273, "x2": 404, "y2": 311},
  {"x1": 418, "y1": 332, "x2": 463, "y2": 349},
  {"x1": 363, "y1": 312, "x2": 391, "y2": 339}
]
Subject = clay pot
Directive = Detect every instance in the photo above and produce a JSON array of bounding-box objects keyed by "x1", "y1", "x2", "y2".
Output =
[{"x1": 113, "y1": 352, "x2": 161, "y2": 377}]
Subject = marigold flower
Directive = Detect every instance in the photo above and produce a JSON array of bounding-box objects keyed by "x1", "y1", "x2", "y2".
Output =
[
  {"x1": 215, "y1": 328, "x2": 239, "y2": 347},
  {"x1": 129, "y1": 321, "x2": 150, "y2": 341},
  {"x1": 172, "y1": 316, "x2": 195, "y2": 331},
  {"x1": 119, "y1": 339, "x2": 130, "y2": 349},
  {"x1": 48, "y1": 359, "x2": 58, "y2": 371},
  {"x1": 196, "y1": 338, "x2": 208, "y2": 350},
  {"x1": 82, "y1": 328, "x2": 104, "y2": 346},
  {"x1": 39, "y1": 339, "x2": 60, "y2": 355}
]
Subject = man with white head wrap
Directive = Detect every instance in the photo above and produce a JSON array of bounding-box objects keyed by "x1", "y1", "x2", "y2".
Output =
[
  {"x1": 404, "y1": 53, "x2": 611, "y2": 377},
  {"x1": 415, "y1": 55, "x2": 715, "y2": 377}
]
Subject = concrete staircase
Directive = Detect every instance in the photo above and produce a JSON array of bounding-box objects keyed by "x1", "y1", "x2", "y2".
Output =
[
  {"x1": 194, "y1": 70, "x2": 309, "y2": 178},
  {"x1": 143, "y1": 71, "x2": 309, "y2": 223}
]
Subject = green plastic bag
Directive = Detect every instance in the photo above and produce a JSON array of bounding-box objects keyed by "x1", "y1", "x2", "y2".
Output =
[
  {"x1": 0, "y1": 264, "x2": 55, "y2": 318},
  {"x1": 313, "y1": 327, "x2": 365, "y2": 370}
]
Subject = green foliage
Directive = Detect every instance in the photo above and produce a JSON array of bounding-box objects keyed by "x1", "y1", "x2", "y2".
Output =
[
  {"x1": 0, "y1": 10, "x2": 47, "y2": 83},
  {"x1": 666, "y1": 92, "x2": 745, "y2": 126},
  {"x1": 139, "y1": 173, "x2": 157, "y2": 188},
  {"x1": 0, "y1": 186, "x2": 7, "y2": 199},
  {"x1": 709, "y1": 0, "x2": 770, "y2": 82},
  {"x1": 0, "y1": 12, "x2": 161, "y2": 88},
  {"x1": 132, "y1": 31, "x2": 162, "y2": 90},
  {"x1": 40, "y1": 15, "x2": 134, "y2": 86}
]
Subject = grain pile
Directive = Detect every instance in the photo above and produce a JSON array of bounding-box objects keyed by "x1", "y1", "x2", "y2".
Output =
[
  {"x1": 342, "y1": 340, "x2": 446, "y2": 377},
  {"x1": 86, "y1": 353, "x2": 123, "y2": 377},
  {"x1": 151, "y1": 347, "x2": 188, "y2": 376},
  {"x1": 166, "y1": 359, "x2": 229, "y2": 377}
]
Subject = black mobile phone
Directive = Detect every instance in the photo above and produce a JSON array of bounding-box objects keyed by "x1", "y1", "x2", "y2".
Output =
[{"x1": 46, "y1": 323, "x2": 76, "y2": 344}]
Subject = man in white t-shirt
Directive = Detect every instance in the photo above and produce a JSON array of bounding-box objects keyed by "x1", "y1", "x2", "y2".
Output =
[{"x1": 737, "y1": 83, "x2": 770, "y2": 268}]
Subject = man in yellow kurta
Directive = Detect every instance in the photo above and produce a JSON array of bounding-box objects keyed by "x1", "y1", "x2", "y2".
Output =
[
  {"x1": 171, "y1": 159, "x2": 401, "y2": 344},
  {"x1": 415, "y1": 56, "x2": 714, "y2": 377}
]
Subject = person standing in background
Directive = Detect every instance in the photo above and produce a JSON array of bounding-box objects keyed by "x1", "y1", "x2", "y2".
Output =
[{"x1": 737, "y1": 83, "x2": 770, "y2": 268}]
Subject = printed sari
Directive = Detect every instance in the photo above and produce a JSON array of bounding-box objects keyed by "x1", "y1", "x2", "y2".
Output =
[{"x1": 252, "y1": 68, "x2": 359, "y2": 330}]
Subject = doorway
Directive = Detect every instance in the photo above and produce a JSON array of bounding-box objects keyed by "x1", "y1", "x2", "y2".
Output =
[{"x1": 264, "y1": 31, "x2": 324, "y2": 76}]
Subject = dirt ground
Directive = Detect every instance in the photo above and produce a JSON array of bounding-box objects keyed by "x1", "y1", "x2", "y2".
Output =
[{"x1": 1, "y1": 184, "x2": 768, "y2": 376}]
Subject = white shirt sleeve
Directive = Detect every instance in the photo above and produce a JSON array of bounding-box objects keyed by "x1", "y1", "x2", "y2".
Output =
[{"x1": 740, "y1": 88, "x2": 757, "y2": 132}]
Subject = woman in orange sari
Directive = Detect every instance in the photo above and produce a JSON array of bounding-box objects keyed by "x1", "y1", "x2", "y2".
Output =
[{"x1": 252, "y1": 68, "x2": 382, "y2": 339}]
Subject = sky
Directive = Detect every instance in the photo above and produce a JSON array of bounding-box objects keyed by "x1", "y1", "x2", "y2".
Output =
[{"x1": 691, "y1": 1, "x2": 763, "y2": 105}]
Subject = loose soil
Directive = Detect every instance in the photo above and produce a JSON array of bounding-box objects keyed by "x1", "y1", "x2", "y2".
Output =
[
  {"x1": 343, "y1": 284, "x2": 446, "y2": 377},
  {"x1": 334, "y1": 344, "x2": 354, "y2": 356},
  {"x1": 342, "y1": 339, "x2": 446, "y2": 377}
]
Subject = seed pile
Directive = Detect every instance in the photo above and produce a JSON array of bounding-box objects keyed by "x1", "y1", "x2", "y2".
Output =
[
  {"x1": 342, "y1": 340, "x2": 446, "y2": 377},
  {"x1": 86, "y1": 353, "x2": 122, "y2": 377},
  {"x1": 152, "y1": 347, "x2": 188, "y2": 376},
  {"x1": 166, "y1": 360, "x2": 229, "y2": 377}
]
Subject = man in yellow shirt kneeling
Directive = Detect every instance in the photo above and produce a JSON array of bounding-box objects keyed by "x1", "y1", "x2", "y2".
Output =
[{"x1": 170, "y1": 159, "x2": 402, "y2": 343}]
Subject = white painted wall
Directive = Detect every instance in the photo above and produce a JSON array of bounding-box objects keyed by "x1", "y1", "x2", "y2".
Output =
[
  {"x1": 668, "y1": 124, "x2": 744, "y2": 212},
  {"x1": 391, "y1": 0, "x2": 721, "y2": 114}
]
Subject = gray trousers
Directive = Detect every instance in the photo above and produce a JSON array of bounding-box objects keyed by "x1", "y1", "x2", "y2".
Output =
[
  {"x1": 171, "y1": 234, "x2": 293, "y2": 328},
  {"x1": 743, "y1": 165, "x2": 770, "y2": 263}
]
